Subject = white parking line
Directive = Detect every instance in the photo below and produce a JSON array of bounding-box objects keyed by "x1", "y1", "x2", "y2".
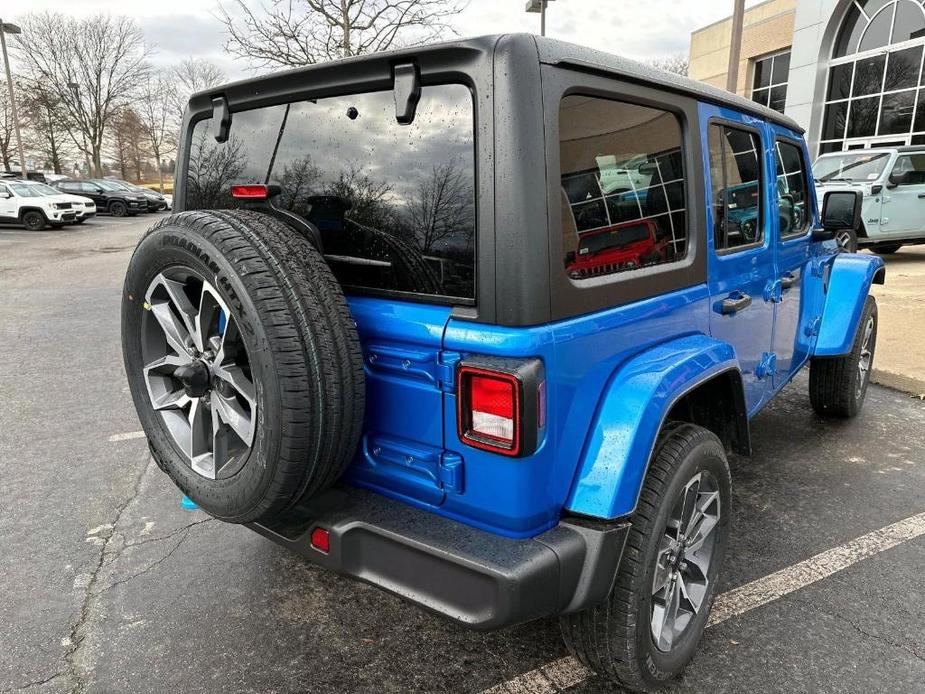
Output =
[
  {"x1": 481, "y1": 511, "x2": 925, "y2": 694},
  {"x1": 108, "y1": 431, "x2": 146, "y2": 442}
]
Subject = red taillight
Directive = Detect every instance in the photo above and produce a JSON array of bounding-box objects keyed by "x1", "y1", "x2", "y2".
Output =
[
  {"x1": 310, "y1": 527, "x2": 330, "y2": 553},
  {"x1": 469, "y1": 373, "x2": 517, "y2": 443},
  {"x1": 230, "y1": 184, "x2": 268, "y2": 200}
]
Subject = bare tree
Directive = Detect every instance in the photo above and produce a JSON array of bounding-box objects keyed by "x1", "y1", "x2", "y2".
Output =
[
  {"x1": 406, "y1": 158, "x2": 473, "y2": 253},
  {"x1": 169, "y1": 58, "x2": 225, "y2": 123},
  {"x1": 647, "y1": 55, "x2": 689, "y2": 77},
  {"x1": 12, "y1": 12, "x2": 149, "y2": 177},
  {"x1": 20, "y1": 84, "x2": 73, "y2": 174},
  {"x1": 0, "y1": 86, "x2": 13, "y2": 172},
  {"x1": 139, "y1": 72, "x2": 178, "y2": 192},
  {"x1": 110, "y1": 107, "x2": 149, "y2": 181},
  {"x1": 186, "y1": 129, "x2": 248, "y2": 209},
  {"x1": 217, "y1": 0, "x2": 466, "y2": 69}
]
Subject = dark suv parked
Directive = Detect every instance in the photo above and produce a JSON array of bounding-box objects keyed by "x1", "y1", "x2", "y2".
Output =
[
  {"x1": 104, "y1": 179, "x2": 169, "y2": 211},
  {"x1": 120, "y1": 34, "x2": 883, "y2": 691},
  {"x1": 52, "y1": 179, "x2": 147, "y2": 216}
]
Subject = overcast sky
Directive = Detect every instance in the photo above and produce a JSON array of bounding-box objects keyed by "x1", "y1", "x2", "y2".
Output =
[{"x1": 3, "y1": 0, "x2": 764, "y2": 78}]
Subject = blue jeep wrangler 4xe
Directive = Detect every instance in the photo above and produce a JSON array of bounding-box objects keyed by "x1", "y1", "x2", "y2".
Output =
[{"x1": 121, "y1": 35, "x2": 885, "y2": 691}]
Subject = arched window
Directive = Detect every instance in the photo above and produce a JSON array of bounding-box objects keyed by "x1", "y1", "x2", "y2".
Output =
[{"x1": 821, "y1": 0, "x2": 925, "y2": 153}]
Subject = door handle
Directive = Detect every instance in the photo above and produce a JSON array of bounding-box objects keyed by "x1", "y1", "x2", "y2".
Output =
[
  {"x1": 721, "y1": 292, "x2": 752, "y2": 314},
  {"x1": 780, "y1": 272, "x2": 797, "y2": 290}
]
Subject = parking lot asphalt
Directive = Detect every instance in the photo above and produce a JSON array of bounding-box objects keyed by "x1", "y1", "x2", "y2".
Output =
[{"x1": 1, "y1": 215, "x2": 923, "y2": 694}]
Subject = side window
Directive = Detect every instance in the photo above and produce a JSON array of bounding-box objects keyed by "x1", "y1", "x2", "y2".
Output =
[
  {"x1": 775, "y1": 140, "x2": 809, "y2": 237},
  {"x1": 890, "y1": 154, "x2": 925, "y2": 185},
  {"x1": 708, "y1": 124, "x2": 763, "y2": 252},
  {"x1": 558, "y1": 95, "x2": 687, "y2": 281},
  {"x1": 0, "y1": 184, "x2": 10, "y2": 197}
]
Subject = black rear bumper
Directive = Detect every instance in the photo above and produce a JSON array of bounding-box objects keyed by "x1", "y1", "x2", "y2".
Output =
[{"x1": 248, "y1": 488, "x2": 629, "y2": 630}]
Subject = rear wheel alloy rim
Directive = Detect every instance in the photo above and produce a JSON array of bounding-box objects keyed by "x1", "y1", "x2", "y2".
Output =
[
  {"x1": 650, "y1": 470, "x2": 721, "y2": 653},
  {"x1": 856, "y1": 315, "x2": 874, "y2": 399},
  {"x1": 141, "y1": 269, "x2": 257, "y2": 479}
]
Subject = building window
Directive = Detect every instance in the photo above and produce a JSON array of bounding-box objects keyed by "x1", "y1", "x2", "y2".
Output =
[
  {"x1": 821, "y1": 0, "x2": 925, "y2": 153},
  {"x1": 752, "y1": 51, "x2": 791, "y2": 113}
]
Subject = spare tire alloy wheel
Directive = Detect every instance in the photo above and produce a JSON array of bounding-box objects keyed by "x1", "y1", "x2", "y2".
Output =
[{"x1": 142, "y1": 270, "x2": 256, "y2": 479}]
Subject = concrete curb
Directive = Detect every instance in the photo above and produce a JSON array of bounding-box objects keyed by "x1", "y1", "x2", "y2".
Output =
[{"x1": 872, "y1": 369, "x2": 925, "y2": 398}]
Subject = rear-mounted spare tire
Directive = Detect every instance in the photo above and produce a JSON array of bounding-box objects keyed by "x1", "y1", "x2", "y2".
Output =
[{"x1": 121, "y1": 210, "x2": 365, "y2": 523}]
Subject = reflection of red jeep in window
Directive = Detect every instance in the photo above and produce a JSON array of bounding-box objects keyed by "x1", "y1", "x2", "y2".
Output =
[{"x1": 565, "y1": 219, "x2": 667, "y2": 279}]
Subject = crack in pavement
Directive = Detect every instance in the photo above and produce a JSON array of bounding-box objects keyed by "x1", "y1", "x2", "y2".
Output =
[
  {"x1": 62, "y1": 454, "x2": 153, "y2": 694},
  {"x1": 0, "y1": 671, "x2": 67, "y2": 693},
  {"x1": 790, "y1": 595, "x2": 925, "y2": 665},
  {"x1": 121, "y1": 516, "x2": 213, "y2": 550},
  {"x1": 101, "y1": 518, "x2": 213, "y2": 593}
]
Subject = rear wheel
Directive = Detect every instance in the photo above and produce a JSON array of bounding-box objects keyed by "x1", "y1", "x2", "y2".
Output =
[
  {"x1": 21, "y1": 211, "x2": 46, "y2": 231},
  {"x1": 560, "y1": 423, "x2": 730, "y2": 692},
  {"x1": 109, "y1": 200, "x2": 128, "y2": 217},
  {"x1": 809, "y1": 295, "x2": 877, "y2": 418},
  {"x1": 122, "y1": 210, "x2": 365, "y2": 523},
  {"x1": 873, "y1": 243, "x2": 902, "y2": 255}
]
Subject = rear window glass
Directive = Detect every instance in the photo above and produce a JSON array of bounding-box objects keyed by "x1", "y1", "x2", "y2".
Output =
[
  {"x1": 185, "y1": 84, "x2": 476, "y2": 301},
  {"x1": 558, "y1": 95, "x2": 688, "y2": 281}
]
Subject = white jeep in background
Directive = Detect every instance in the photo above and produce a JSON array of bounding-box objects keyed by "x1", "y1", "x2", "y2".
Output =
[
  {"x1": 814, "y1": 147, "x2": 925, "y2": 254},
  {"x1": 0, "y1": 179, "x2": 79, "y2": 230}
]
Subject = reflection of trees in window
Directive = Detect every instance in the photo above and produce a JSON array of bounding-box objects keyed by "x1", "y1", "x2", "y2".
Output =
[
  {"x1": 186, "y1": 129, "x2": 247, "y2": 209},
  {"x1": 406, "y1": 158, "x2": 475, "y2": 254},
  {"x1": 327, "y1": 165, "x2": 399, "y2": 236},
  {"x1": 277, "y1": 155, "x2": 321, "y2": 211}
]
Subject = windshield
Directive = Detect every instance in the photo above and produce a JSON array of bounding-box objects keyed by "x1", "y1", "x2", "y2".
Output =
[
  {"x1": 578, "y1": 223, "x2": 651, "y2": 256},
  {"x1": 814, "y1": 152, "x2": 890, "y2": 182},
  {"x1": 30, "y1": 183, "x2": 63, "y2": 196},
  {"x1": 9, "y1": 183, "x2": 46, "y2": 197}
]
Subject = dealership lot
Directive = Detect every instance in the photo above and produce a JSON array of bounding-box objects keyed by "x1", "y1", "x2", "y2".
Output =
[{"x1": 0, "y1": 215, "x2": 923, "y2": 694}]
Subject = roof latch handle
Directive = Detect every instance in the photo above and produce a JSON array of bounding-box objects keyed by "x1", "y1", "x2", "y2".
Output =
[
  {"x1": 393, "y1": 63, "x2": 421, "y2": 126},
  {"x1": 211, "y1": 95, "x2": 232, "y2": 143}
]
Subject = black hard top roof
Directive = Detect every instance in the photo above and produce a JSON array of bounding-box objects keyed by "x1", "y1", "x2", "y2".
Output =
[{"x1": 195, "y1": 33, "x2": 804, "y2": 134}]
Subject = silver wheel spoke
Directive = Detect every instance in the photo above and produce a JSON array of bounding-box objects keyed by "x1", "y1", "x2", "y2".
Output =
[
  {"x1": 149, "y1": 301, "x2": 193, "y2": 357},
  {"x1": 213, "y1": 393, "x2": 254, "y2": 446},
  {"x1": 652, "y1": 535, "x2": 674, "y2": 596},
  {"x1": 652, "y1": 577, "x2": 681, "y2": 651},
  {"x1": 212, "y1": 364, "x2": 256, "y2": 409}
]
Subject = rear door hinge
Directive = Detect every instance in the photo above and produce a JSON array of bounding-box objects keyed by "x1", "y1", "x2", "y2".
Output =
[
  {"x1": 805, "y1": 316, "x2": 821, "y2": 338},
  {"x1": 438, "y1": 451, "x2": 464, "y2": 493},
  {"x1": 756, "y1": 352, "x2": 777, "y2": 380},
  {"x1": 437, "y1": 351, "x2": 462, "y2": 392}
]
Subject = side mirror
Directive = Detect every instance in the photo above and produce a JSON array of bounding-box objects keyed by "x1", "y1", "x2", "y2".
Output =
[
  {"x1": 820, "y1": 190, "x2": 862, "y2": 236},
  {"x1": 0, "y1": 190, "x2": 10, "y2": 199},
  {"x1": 887, "y1": 171, "x2": 907, "y2": 188}
]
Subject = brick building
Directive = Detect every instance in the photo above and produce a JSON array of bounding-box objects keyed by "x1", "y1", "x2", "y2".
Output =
[{"x1": 690, "y1": 0, "x2": 925, "y2": 156}]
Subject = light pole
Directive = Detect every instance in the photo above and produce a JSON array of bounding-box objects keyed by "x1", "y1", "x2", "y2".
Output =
[
  {"x1": 0, "y1": 20, "x2": 27, "y2": 179},
  {"x1": 726, "y1": 0, "x2": 746, "y2": 94},
  {"x1": 525, "y1": 0, "x2": 555, "y2": 37},
  {"x1": 67, "y1": 81, "x2": 92, "y2": 176}
]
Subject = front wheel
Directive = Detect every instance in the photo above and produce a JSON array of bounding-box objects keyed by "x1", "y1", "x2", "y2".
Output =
[
  {"x1": 809, "y1": 295, "x2": 878, "y2": 418},
  {"x1": 21, "y1": 211, "x2": 47, "y2": 231},
  {"x1": 109, "y1": 201, "x2": 128, "y2": 217},
  {"x1": 560, "y1": 423, "x2": 731, "y2": 692}
]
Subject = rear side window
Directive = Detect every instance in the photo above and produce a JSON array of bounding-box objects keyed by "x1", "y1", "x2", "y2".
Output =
[
  {"x1": 775, "y1": 140, "x2": 809, "y2": 237},
  {"x1": 890, "y1": 153, "x2": 925, "y2": 184},
  {"x1": 558, "y1": 95, "x2": 688, "y2": 281},
  {"x1": 708, "y1": 124, "x2": 763, "y2": 252},
  {"x1": 185, "y1": 84, "x2": 476, "y2": 302}
]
